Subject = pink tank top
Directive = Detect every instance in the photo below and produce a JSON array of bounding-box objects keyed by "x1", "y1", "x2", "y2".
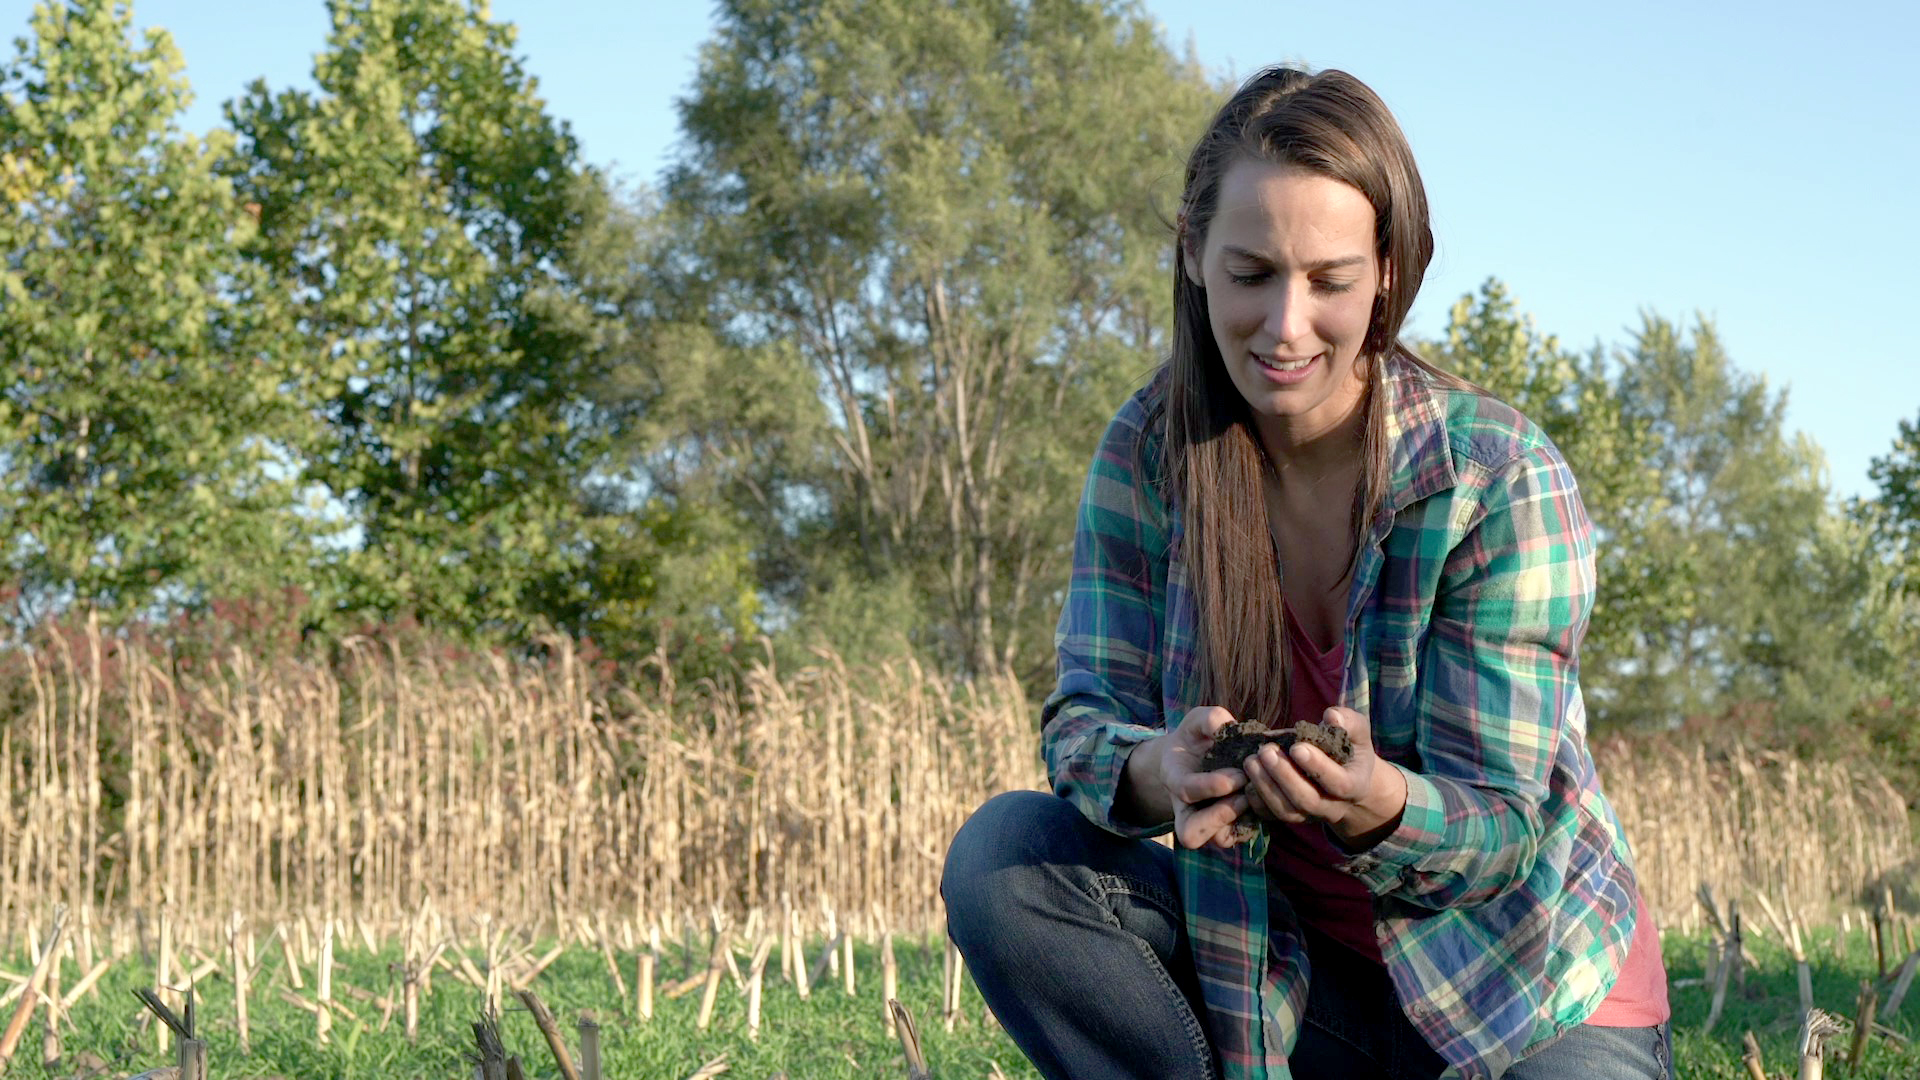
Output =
[
  {"x1": 1262, "y1": 605, "x2": 1383, "y2": 962},
  {"x1": 1265, "y1": 602, "x2": 1671, "y2": 1024},
  {"x1": 1587, "y1": 890, "x2": 1670, "y2": 1025}
]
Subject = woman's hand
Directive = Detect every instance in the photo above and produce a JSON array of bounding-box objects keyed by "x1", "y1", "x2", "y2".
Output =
[
  {"x1": 1121, "y1": 705, "x2": 1252, "y2": 850},
  {"x1": 1241, "y1": 706, "x2": 1409, "y2": 850}
]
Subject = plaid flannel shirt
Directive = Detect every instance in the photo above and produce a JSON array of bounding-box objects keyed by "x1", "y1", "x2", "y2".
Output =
[{"x1": 1041, "y1": 354, "x2": 1641, "y2": 1079}]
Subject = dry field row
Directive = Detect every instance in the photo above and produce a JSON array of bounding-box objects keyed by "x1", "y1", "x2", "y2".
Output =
[{"x1": 1, "y1": 622, "x2": 1912, "y2": 952}]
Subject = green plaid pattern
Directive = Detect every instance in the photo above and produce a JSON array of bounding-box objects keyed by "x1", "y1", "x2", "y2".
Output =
[{"x1": 1042, "y1": 355, "x2": 1641, "y2": 1079}]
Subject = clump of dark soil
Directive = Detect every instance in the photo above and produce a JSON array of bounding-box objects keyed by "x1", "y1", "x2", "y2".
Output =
[
  {"x1": 1200, "y1": 720, "x2": 1354, "y2": 774},
  {"x1": 1196, "y1": 721, "x2": 1357, "y2": 844}
]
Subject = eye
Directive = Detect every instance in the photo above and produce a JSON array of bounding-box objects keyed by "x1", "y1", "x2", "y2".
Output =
[
  {"x1": 1314, "y1": 279, "x2": 1356, "y2": 294},
  {"x1": 1227, "y1": 270, "x2": 1270, "y2": 286}
]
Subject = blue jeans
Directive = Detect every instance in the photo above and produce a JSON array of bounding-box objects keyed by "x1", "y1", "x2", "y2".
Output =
[{"x1": 942, "y1": 791, "x2": 1670, "y2": 1080}]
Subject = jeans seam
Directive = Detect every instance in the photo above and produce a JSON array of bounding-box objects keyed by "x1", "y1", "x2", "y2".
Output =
[
  {"x1": 1088, "y1": 875, "x2": 1217, "y2": 1080},
  {"x1": 1122, "y1": 926, "x2": 1217, "y2": 1078},
  {"x1": 1092, "y1": 871, "x2": 1179, "y2": 918}
]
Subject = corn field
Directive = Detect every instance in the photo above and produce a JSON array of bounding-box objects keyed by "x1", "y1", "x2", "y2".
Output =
[
  {"x1": 1598, "y1": 738, "x2": 1915, "y2": 930},
  {"x1": 0, "y1": 620, "x2": 1912, "y2": 952}
]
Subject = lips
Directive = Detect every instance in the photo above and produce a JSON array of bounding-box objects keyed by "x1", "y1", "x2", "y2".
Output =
[{"x1": 1251, "y1": 352, "x2": 1320, "y2": 382}]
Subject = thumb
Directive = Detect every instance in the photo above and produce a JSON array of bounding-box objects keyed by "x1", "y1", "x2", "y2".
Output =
[
  {"x1": 1320, "y1": 705, "x2": 1374, "y2": 752},
  {"x1": 1183, "y1": 704, "x2": 1238, "y2": 741}
]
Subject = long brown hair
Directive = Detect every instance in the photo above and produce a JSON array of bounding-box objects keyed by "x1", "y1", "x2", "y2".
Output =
[{"x1": 1165, "y1": 66, "x2": 1446, "y2": 723}]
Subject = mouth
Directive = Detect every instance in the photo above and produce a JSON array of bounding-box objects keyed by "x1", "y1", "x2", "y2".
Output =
[{"x1": 1251, "y1": 352, "x2": 1321, "y2": 381}]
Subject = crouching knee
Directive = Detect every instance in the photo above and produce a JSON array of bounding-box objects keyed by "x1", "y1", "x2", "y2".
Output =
[{"x1": 940, "y1": 789, "x2": 1078, "y2": 942}]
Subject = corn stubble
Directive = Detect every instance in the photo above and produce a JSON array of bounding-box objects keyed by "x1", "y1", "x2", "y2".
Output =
[
  {"x1": 0, "y1": 619, "x2": 1912, "y2": 947},
  {"x1": 0, "y1": 625, "x2": 1036, "y2": 942}
]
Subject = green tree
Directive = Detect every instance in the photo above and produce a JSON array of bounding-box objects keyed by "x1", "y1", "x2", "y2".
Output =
[
  {"x1": 1425, "y1": 281, "x2": 1672, "y2": 726},
  {"x1": 0, "y1": 0, "x2": 308, "y2": 625},
  {"x1": 662, "y1": 0, "x2": 1217, "y2": 678},
  {"x1": 1759, "y1": 505, "x2": 1915, "y2": 714},
  {"x1": 1430, "y1": 293, "x2": 1911, "y2": 745},
  {"x1": 1867, "y1": 412, "x2": 1920, "y2": 589},
  {"x1": 534, "y1": 183, "x2": 778, "y2": 672},
  {"x1": 1609, "y1": 314, "x2": 1852, "y2": 726},
  {"x1": 1847, "y1": 416, "x2": 1920, "y2": 797},
  {"x1": 1692, "y1": 438, "x2": 1920, "y2": 795},
  {"x1": 1856, "y1": 413, "x2": 1920, "y2": 694},
  {"x1": 225, "y1": 0, "x2": 609, "y2": 638}
]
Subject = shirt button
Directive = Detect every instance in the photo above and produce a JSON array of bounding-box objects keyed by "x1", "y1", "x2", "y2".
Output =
[
  {"x1": 1375, "y1": 925, "x2": 1390, "y2": 942},
  {"x1": 1408, "y1": 1002, "x2": 1430, "y2": 1019}
]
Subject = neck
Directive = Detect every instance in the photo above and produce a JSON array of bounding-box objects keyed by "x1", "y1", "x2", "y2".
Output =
[{"x1": 1255, "y1": 394, "x2": 1367, "y2": 493}]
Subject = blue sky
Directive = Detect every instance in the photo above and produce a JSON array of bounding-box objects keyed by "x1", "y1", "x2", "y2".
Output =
[{"x1": 90, "y1": 0, "x2": 1920, "y2": 499}]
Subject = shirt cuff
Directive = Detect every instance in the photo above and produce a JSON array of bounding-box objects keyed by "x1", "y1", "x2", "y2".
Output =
[
  {"x1": 1337, "y1": 764, "x2": 1446, "y2": 891},
  {"x1": 1056, "y1": 722, "x2": 1173, "y2": 840}
]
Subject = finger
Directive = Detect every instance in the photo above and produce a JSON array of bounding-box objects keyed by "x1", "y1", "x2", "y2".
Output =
[
  {"x1": 1288, "y1": 742, "x2": 1360, "y2": 800},
  {"x1": 1178, "y1": 792, "x2": 1248, "y2": 849},
  {"x1": 1242, "y1": 764, "x2": 1277, "y2": 820},
  {"x1": 1323, "y1": 705, "x2": 1373, "y2": 750},
  {"x1": 1180, "y1": 808, "x2": 1234, "y2": 851},
  {"x1": 1261, "y1": 744, "x2": 1334, "y2": 822},
  {"x1": 1240, "y1": 756, "x2": 1275, "y2": 819},
  {"x1": 1206, "y1": 795, "x2": 1251, "y2": 849},
  {"x1": 1172, "y1": 808, "x2": 1206, "y2": 850},
  {"x1": 1183, "y1": 705, "x2": 1238, "y2": 741},
  {"x1": 1201, "y1": 710, "x2": 1238, "y2": 738},
  {"x1": 1174, "y1": 796, "x2": 1232, "y2": 849},
  {"x1": 1172, "y1": 767, "x2": 1245, "y2": 804},
  {"x1": 1173, "y1": 820, "x2": 1199, "y2": 850},
  {"x1": 1243, "y1": 754, "x2": 1305, "y2": 823}
]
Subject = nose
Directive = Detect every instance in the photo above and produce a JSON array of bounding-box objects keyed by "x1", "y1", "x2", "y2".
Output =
[{"x1": 1264, "y1": 279, "x2": 1312, "y2": 349}]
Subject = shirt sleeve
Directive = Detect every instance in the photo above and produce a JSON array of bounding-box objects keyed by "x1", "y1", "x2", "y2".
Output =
[
  {"x1": 1041, "y1": 400, "x2": 1175, "y2": 839},
  {"x1": 1342, "y1": 443, "x2": 1596, "y2": 906}
]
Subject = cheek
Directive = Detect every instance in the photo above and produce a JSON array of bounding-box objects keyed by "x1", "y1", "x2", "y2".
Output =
[
  {"x1": 1325, "y1": 294, "x2": 1378, "y2": 351},
  {"x1": 1208, "y1": 291, "x2": 1263, "y2": 343}
]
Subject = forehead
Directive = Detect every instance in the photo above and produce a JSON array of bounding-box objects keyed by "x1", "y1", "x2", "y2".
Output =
[{"x1": 1207, "y1": 159, "x2": 1376, "y2": 262}]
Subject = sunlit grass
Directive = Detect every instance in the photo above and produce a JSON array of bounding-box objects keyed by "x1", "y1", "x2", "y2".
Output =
[{"x1": 8, "y1": 927, "x2": 1916, "y2": 1078}]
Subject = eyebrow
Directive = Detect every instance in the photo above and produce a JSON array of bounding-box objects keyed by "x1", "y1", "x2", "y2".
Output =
[{"x1": 1221, "y1": 245, "x2": 1368, "y2": 272}]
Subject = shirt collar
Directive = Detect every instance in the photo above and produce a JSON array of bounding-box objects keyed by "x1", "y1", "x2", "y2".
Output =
[{"x1": 1376, "y1": 351, "x2": 1457, "y2": 524}]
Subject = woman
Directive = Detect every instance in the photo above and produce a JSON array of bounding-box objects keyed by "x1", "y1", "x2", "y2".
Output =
[{"x1": 941, "y1": 67, "x2": 1670, "y2": 1080}]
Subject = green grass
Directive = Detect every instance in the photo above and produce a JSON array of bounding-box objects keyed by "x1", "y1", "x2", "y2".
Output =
[
  {"x1": 8, "y1": 935, "x2": 1037, "y2": 1080},
  {"x1": 6, "y1": 928, "x2": 1916, "y2": 1078},
  {"x1": 1667, "y1": 926, "x2": 1918, "y2": 1079}
]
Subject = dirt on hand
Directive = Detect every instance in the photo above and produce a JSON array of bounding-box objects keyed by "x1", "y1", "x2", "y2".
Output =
[
  {"x1": 1197, "y1": 720, "x2": 1355, "y2": 845},
  {"x1": 1199, "y1": 720, "x2": 1353, "y2": 775}
]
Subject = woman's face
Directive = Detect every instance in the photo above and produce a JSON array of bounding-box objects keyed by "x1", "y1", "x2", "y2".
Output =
[{"x1": 1183, "y1": 159, "x2": 1385, "y2": 450}]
